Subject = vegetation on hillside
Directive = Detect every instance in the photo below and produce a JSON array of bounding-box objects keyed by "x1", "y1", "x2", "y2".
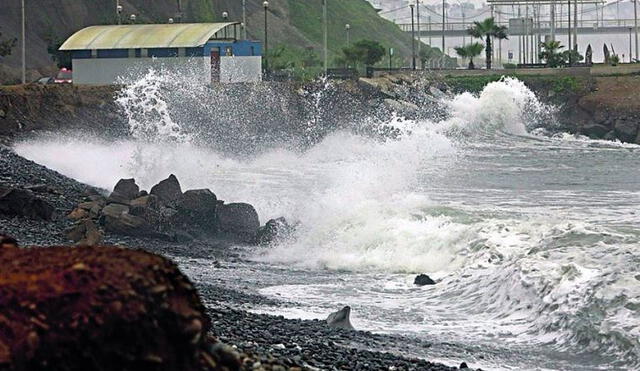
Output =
[{"x1": 0, "y1": 32, "x2": 16, "y2": 58}]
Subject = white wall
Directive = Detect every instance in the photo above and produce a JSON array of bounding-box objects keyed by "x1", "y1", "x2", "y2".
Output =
[{"x1": 73, "y1": 56, "x2": 262, "y2": 85}]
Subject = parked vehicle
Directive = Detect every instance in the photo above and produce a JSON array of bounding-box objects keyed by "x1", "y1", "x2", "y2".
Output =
[
  {"x1": 53, "y1": 68, "x2": 72, "y2": 84},
  {"x1": 35, "y1": 77, "x2": 54, "y2": 84}
]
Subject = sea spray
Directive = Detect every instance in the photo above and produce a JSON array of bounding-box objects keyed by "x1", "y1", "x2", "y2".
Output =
[{"x1": 14, "y1": 74, "x2": 640, "y2": 369}]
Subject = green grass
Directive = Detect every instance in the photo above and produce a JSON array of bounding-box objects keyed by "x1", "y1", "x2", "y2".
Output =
[{"x1": 286, "y1": 0, "x2": 437, "y2": 63}]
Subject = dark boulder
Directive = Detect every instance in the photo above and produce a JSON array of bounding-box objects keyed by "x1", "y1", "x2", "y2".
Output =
[
  {"x1": 414, "y1": 274, "x2": 436, "y2": 286},
  {"x1": 614, "y1": 118, "x2": 639, "y2": 143},
  {"x1": 101, "y1": 203, "x2": 129, "y2": 219},
  {"x1": 326, "y1": 306, "x2": 354, "y2": 330},
  {"x1": 0, "y1": 246, "x2": 217, "y2": 371},
  {"x1": 460, "y1": 362, "x2": 469, "y2": 369},
  {"x1": 0, "y1": 188, "x2": 54, "y2": 220},
  {"x1": 256, "y1": 217, "x2": 293, "y2": 245},
  {"x1": 172, "y1": 189, "x2": 218, "y2": 235},
  {"x1": 107, "y1": 178, "x2": 139, "y2": 205},
  {"x1": 581, "y1": 123, "x2": 610, "y2": 139},
  {"x1": 216, "y1": 203, "x2": 260, "y2": 241},
  {"x1": 150, "y1": 174, "x2": 182, "y2": 204},
  {"x1": 104, "y1": 213, "x2": 151, "y2": 236},
  {"x1": 129, "y1": 195, "x2": 160, "y2": 215}
]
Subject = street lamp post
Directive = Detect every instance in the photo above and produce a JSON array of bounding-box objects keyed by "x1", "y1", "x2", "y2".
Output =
[
  {"x1": 416, "y1": 0, "x2": 421, "y2": 69},
  {"x1": 116, "y1": 1, "x2": 123, "y2": 25},
  {"x1": 410, "y1": 4, "x2": 416, "y2": 70},
  {"x1": 345, "y1": 24, "x2": 351, "y2": 46},
  {"x1": 263, "y1": 1, "x2": 269, "y2": 73},
  {"x1": 323, "y1": 0, "x2": 328, "y2": 74},
  {"x1": 442, "y1": 0, "x2": 446, "y2": 67},
  {"x1": 242, "y1": 0, "x2": 247, "y2": 39},
  {"x1": 222, "y1": 12, "x2": 229, "y2": 38},
  {"x1": 635, "y1": 0, "x2": 639, "y2": 61},
  {"x1": 21, "y1": 0, "x2": 25, "y2": 84}
]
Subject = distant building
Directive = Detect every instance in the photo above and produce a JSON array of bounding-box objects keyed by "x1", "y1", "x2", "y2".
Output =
[{"x1": 59, "y1": 23, "x2": 262, "y2": 84}]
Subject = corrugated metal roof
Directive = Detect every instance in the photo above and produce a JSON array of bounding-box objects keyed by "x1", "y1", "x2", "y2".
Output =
[{"x1": 59, "y1": 23, "x2": 239, "y2": 50}]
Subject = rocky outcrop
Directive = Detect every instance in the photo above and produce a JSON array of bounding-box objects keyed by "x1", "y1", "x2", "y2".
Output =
[
  {"x1": 0, "y1": 187, "x2": 55, "y2": 220},
  {"x1": 326, "y1": 306, "x2": 355, "y2": 330},
  {"x1": 0, "y1": 245, "x2": 241, "y2": 371},
  {"x1": 255, "y1": 217, "x2": 294, "y2": 245},
  {"x1": 414, "y1": 274, "x2": 436, "y2": 286},
  {"x1": 67, "y1": 175, "x2": 263, "y2": 245},
  {"x1": 150, "y1": 174, "x2": 183, "y2": 204}
]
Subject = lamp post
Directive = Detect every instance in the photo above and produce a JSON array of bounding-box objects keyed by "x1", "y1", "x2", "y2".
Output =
[
  {"x1": 176, "y1": 0, "x2": 182, "y2": 23},
  {"x1": 416, "y1": 0, "x2": 421, "y2": 69},
  {"x1": 21, "y1": 0, "x2": 25, "y2": 84},
  {"x1": 323, "y1": 0, "x2": 328, "y2": 74},
  {"x1": 410, "y1": 4, "x2": 416, "y2": 70},
  {"x1": 635, "y1": 0, "x2": 639, "y2": 61},
  {"x1": 263, "y1": 1, "x2": 269, "y2": 73},
  {"x1": 345, "y1": 24, "x2": 351, "y2": 46},
  {"x1": 242, "y1": 0, "x2": 247, "y2": 39},
  {"x1": 116, "y1": 1, "x2": 123, "y2": 25},
  {"x1": 222, "y1": 12, "x2": 229, "y2": 38},
  {"x1": 442, "y1": 0, "x2": 446, "y2": 67}
]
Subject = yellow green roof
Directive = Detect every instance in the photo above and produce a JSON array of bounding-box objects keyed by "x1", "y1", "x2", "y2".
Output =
[{"x1": 59, "y1": 23, "x2": 238, "y2": 50}]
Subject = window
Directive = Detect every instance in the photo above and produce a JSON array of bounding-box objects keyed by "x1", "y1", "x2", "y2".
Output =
[{"x1": 225, "y1": 46, "x2": 233, "y2": 56}]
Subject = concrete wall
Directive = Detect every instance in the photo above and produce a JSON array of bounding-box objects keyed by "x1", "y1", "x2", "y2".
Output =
[{"x1": 72, "y1": 56, "x2": 262, "y2": 85}]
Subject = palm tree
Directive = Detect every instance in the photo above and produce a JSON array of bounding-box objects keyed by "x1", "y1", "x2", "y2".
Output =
[
  {"x1": 539, "y1": 40, "x2": 564, "y2": 67},
  {"x1": 454, "y1": 42, "x2": 484, "y2": 69},
  {"x1": 467, "y1": 17, "x2": 508, "y2": 70}
]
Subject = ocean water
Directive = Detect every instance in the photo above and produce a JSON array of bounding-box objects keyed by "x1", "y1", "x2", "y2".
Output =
[{"x1": 14, "y1": 71, "x2": 640, "y2": 370}]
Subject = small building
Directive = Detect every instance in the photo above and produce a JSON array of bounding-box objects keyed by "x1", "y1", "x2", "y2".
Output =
[{"x1": 59, "y1": 22, "x2": 262, "y2": 84}]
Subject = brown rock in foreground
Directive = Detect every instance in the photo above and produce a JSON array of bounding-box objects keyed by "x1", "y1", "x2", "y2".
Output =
[{"x1": 0, "y1": 246, "x2": 238, "y2": 371}]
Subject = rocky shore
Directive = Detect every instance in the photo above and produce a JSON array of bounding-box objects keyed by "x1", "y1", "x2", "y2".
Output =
[{"x1": 0, "y1": 144, "x2": 478, "y2": 370}]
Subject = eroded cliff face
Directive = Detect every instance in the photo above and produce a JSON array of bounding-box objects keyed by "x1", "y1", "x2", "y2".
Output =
[
  {"x1": 0, "y1": 245, "x2": 240, "y2": 371},
  {"x1": 0, "y1": 84, "x2": 124, "y2": 142},
  {"x1": 571, "y1": 76, "x2": 640, "y2": 144}
]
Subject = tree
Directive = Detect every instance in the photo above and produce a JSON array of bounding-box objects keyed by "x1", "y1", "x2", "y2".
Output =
[
  {"x1": 341, "y1": 40, "x2": 386, "y2": 67},
  {"x1": 467, "y1": 17, "x2": 508, "y2": 70},
  {"x1": 46, "y1": 38, "x2": 72, "y2": 69},
  {"x1": 0, "y1": 32, "x2": 17, "y2": 58},
  {"x1": 539, "y1": 40, "x2": 565, "y2": 68},
  {"x1": 419, "y1": 47, "x2": 438, "y2": 68},
  {"x1": 454, "y1": 42, "x2": 484, "y2": 69}
]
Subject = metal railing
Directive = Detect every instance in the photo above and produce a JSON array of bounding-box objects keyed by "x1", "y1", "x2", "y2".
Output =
[{"x1": 399, "y1": 18, "x2": 640, "y2": 33}]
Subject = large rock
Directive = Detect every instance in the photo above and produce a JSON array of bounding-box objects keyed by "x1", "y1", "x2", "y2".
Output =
[
  {"x1": 0, "y1": 188, "x2": 54, "y2": 220},
  {"x1": 581, "y1": 123, "x2": 610, "y2": 138},
  {"x1": 107, "y1": 178, "x2": 139, "y2": 205},
  {"x1": 326, "y1": 306, "x2": 354, "y2": 330},
  {"x1": 216, "y1": 203, "x2": 260, "y2": 241},
  {"x1": 104, "y1": 213, "x2": 151, "y2": 236},
  {"x1": 614, "y1": 118, "x2": 639, "y2": 143},
  {"x1": 101, "y1": 203, "x2": 129, "y2": 219},
  {"x1": 256, "y1": 217, "x2": 293, "y2": 245},
  {"x1": 0, "y1": 246, "x2": 226, "y2": 371},
  {"x1": 414, "y1": 274, "x2": 436, "y2": 286},
  {"x1": 150, "y1": 174, "x2": 182, "y2": 204},
  {"x1": 172, "y1": 189, "x2": 218, "y2": 235}
]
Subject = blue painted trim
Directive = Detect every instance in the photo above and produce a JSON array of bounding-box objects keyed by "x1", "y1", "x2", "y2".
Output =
[{"x1": 148, "y1": 48, "x2": 179, "y2": 57}]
